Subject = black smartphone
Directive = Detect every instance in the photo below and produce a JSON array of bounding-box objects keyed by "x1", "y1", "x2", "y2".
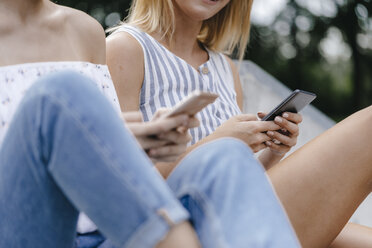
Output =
[{"x1": 261, "y1": 89, "x2": 316, "y2": 121}]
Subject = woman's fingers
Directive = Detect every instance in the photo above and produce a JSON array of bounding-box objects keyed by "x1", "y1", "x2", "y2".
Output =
[
  {"x1": 252, "y1": 132, "x2": 272, "y2": 145},
  {"x1": 151, "y1": 108, "x2": 171, "y2": 120},
  {"x1": 158, "y1": 131, "x2": 192, "y2": 145},
  {"x1": 265, "y1": 140, "x2": 290, "y2": 155},
  {"x1": 234, "y1": 114, "x2": 259, "y2": 122},
  {"x1": 187, "y1": 116, "x2": 200, "y2": 128},
  {"x1": 148, "y1": 143, "x2": 187, "y2": 158},
  {"x1": 274, "y1": 116, "x2": 299, "y2": 137},
  {"x1": 257, "y1": 112, "x2": 267, "y2": 120},
  {"x1": 131, "y1": 114, "x2": 189, "y2": 136},
  {"x1": 137, "y1": 137, "x2": 169, "y2": 150},
  {"x1": 267, "y1": 130, "x2": 297, "y2": 147},
  {"x1": 238, "y1": 120, "x2": 281, "y2": 133},
  {"x1": 121, "y1": 111, "x2": 143, "y2": 123},
  {"x1": 282, "y1": 112, "x2": 302, "y2": 124}
]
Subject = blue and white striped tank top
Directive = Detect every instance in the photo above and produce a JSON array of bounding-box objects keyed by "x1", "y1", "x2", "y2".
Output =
[{"x1": 114, "y1": 25, "x2": 242, "y2": 144}]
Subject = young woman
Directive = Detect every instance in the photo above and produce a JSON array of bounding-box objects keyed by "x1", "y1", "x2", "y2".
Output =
[
  {"x1": 0, "y1": 0, "x2": 300, "y2": 247},
  {"x1": 106, "y1": 0, "x2": 372, "y2": 247}
]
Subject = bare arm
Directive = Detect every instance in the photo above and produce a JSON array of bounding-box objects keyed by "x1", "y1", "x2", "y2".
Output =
[
  {"x1": 106, "y1": 32, "x2": 144, "y2": 112},
  {"x1": 225, "y1": 57, "x2": 302, "y2": 170},
  {"x1": 107, "y1": 34, "x2": 203, "y2": 177},
  {"x1": 225, "y1": 57, "x2": 283, "y2": 169}
]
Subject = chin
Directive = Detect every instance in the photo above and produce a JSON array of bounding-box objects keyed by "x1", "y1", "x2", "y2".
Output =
[{"x1": 174, "y1": 0, "x2": 230, "y2": 21}]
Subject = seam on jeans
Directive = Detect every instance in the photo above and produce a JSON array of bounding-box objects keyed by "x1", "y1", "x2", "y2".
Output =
[
  {"x1": 40, "y1": 90, "x2": 163, "y2": 212},
  {"x1": 175, "y1": 185, "x2": 230, "y2": 248},
  {"x1": 17, "y1": 104, "x2": 52, "y2": 191},
  {"x1": 121, "y1": 214, "x2": 161, "y2": 248}
]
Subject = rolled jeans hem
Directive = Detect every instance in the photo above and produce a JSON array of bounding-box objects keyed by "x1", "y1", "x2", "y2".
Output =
[{"x1": 123, "y1": 201, "x2": 190, "y2": 248}]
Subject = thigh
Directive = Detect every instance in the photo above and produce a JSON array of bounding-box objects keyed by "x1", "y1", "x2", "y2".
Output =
[{"x1": 268, "y1": 105, "x2": 372, "y2": 248}]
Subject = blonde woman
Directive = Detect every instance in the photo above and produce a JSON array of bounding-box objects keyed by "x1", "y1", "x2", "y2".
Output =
[{"x1": 107, "y1": 0, "x2": 372, "y2": 247}]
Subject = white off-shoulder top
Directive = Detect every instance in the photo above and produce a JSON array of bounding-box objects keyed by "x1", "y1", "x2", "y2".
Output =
[{"x1": 0, "y1": 61, "x2": 121, "y2": 148}]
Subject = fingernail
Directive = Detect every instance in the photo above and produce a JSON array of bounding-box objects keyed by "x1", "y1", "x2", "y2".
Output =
[
  {"x1": 266, "y1": 141, "x2": 272, "y2": 146},
  {"x1": 149, "y1": 149, "x2": 156, "y2": 156},
  {"x1": 282, "y1": 113, "x2": 289, "y2": 118},
  {"x1": 275, "y1": 116, "x2": 282, "y2": 123},
  {"x1": 267, "y1": 131, "x2": 274, "y2": 136}
]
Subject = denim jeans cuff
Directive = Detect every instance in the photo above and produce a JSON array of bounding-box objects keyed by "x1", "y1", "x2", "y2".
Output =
[{"x1": 122, "y1": 201, "x2": 190, "y2": 247}]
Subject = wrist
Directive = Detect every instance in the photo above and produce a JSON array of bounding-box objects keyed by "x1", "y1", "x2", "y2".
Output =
[
  {"x1": 258, "y1": 148, "x2": 284, "y2": 170},
  {"x1": 268, "y1": 148, "x2": 286, "y2": 157}
]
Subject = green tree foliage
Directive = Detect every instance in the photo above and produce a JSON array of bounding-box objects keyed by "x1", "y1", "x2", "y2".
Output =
[
  {"x1": 55, "y1": 0, "x2": 131, "y2": 28},
  {"x1": 248, "y1": 0, "x2": 372, "y2": 120},
  {"x1": 56, "y1": 0, "x2": 372, "y2": 120}
]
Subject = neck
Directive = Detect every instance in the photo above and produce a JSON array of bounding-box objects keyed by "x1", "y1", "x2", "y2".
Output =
[
  {"x1": 0, "y1": 0, "x2": 46, "y2": 20},
  {"x1": 155, "y1": 7, "x2": 204, "y2": 59},
  {"x1": 173, "y1": 15, "x2": 202, "y2": 55}
]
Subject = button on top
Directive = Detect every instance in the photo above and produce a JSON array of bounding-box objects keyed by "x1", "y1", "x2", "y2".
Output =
[{"x1": 201, "y1": 66, "x2": 209, "y2": 74}]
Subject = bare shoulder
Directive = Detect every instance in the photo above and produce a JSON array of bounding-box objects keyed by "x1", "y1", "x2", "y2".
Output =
[
  {"x1": 54, "y1": 5, "x2": 106, "y2": 64},
  {"x1": 63, "y1": 7, "x2": 105, "y2": 39},
  {"x1": 106, "y1": 31, "x2": 144, "y2": 62},
  {"x1": 106, "y1": 30, "x2": 145, "y2": 111},
  {"x1": 106, "y1": 30, "x2": 144, "y2": 77}
]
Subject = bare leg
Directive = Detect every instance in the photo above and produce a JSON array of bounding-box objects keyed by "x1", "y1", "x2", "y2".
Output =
[
  {"x1": 156, "y1": 222, "x2": 200, "y2": 248},
  {"x1": 330, "y1": 223, "x2": 372, "y2": 248},
  {"x1": 268, "y1": 105, "x2": 372, "y2": 248}
]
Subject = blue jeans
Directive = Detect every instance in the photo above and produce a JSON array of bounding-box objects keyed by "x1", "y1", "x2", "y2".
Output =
[
  {"x1": 0, "y1": 71, "x2": 299, "y2": 247},
  {"x1": 79, "y1": 139, "x2": 300, "y2": 248}
]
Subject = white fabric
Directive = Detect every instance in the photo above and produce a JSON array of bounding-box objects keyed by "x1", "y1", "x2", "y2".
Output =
[{"x1": 0, "y1": 61, "x2": 121, "y2": 148}]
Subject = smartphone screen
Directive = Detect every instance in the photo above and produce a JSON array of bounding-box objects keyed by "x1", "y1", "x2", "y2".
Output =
[{"x1": 261, "y1": 89, "x2": 316, "y2": 121}]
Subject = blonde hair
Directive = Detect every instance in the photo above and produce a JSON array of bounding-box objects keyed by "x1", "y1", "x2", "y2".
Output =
[{"x1": 111, "y1": 0, "x2": 253, "y2": 60}]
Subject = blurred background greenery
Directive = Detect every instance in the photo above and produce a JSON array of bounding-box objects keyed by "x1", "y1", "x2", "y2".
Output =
[{"x1": 55, "y1": 0, "x2": 371, "y2": 121}]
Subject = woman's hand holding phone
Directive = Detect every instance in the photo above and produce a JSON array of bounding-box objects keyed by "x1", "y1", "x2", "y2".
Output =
[
  {"x1": 211, "y1": 114, "x2": 281, "y2": 153},
  {"x1": 258, "y1": 111, "x2": 302, "y2": 155},
  {"x1": 257, "y1": 89, "x2": 313, "y2": 156},
  {"x1": 122, "y1": 110, "x2": 199, "y2": 163},
  {"x1": 148, "y1": 109, "x2": 199, "y2": 162}
]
